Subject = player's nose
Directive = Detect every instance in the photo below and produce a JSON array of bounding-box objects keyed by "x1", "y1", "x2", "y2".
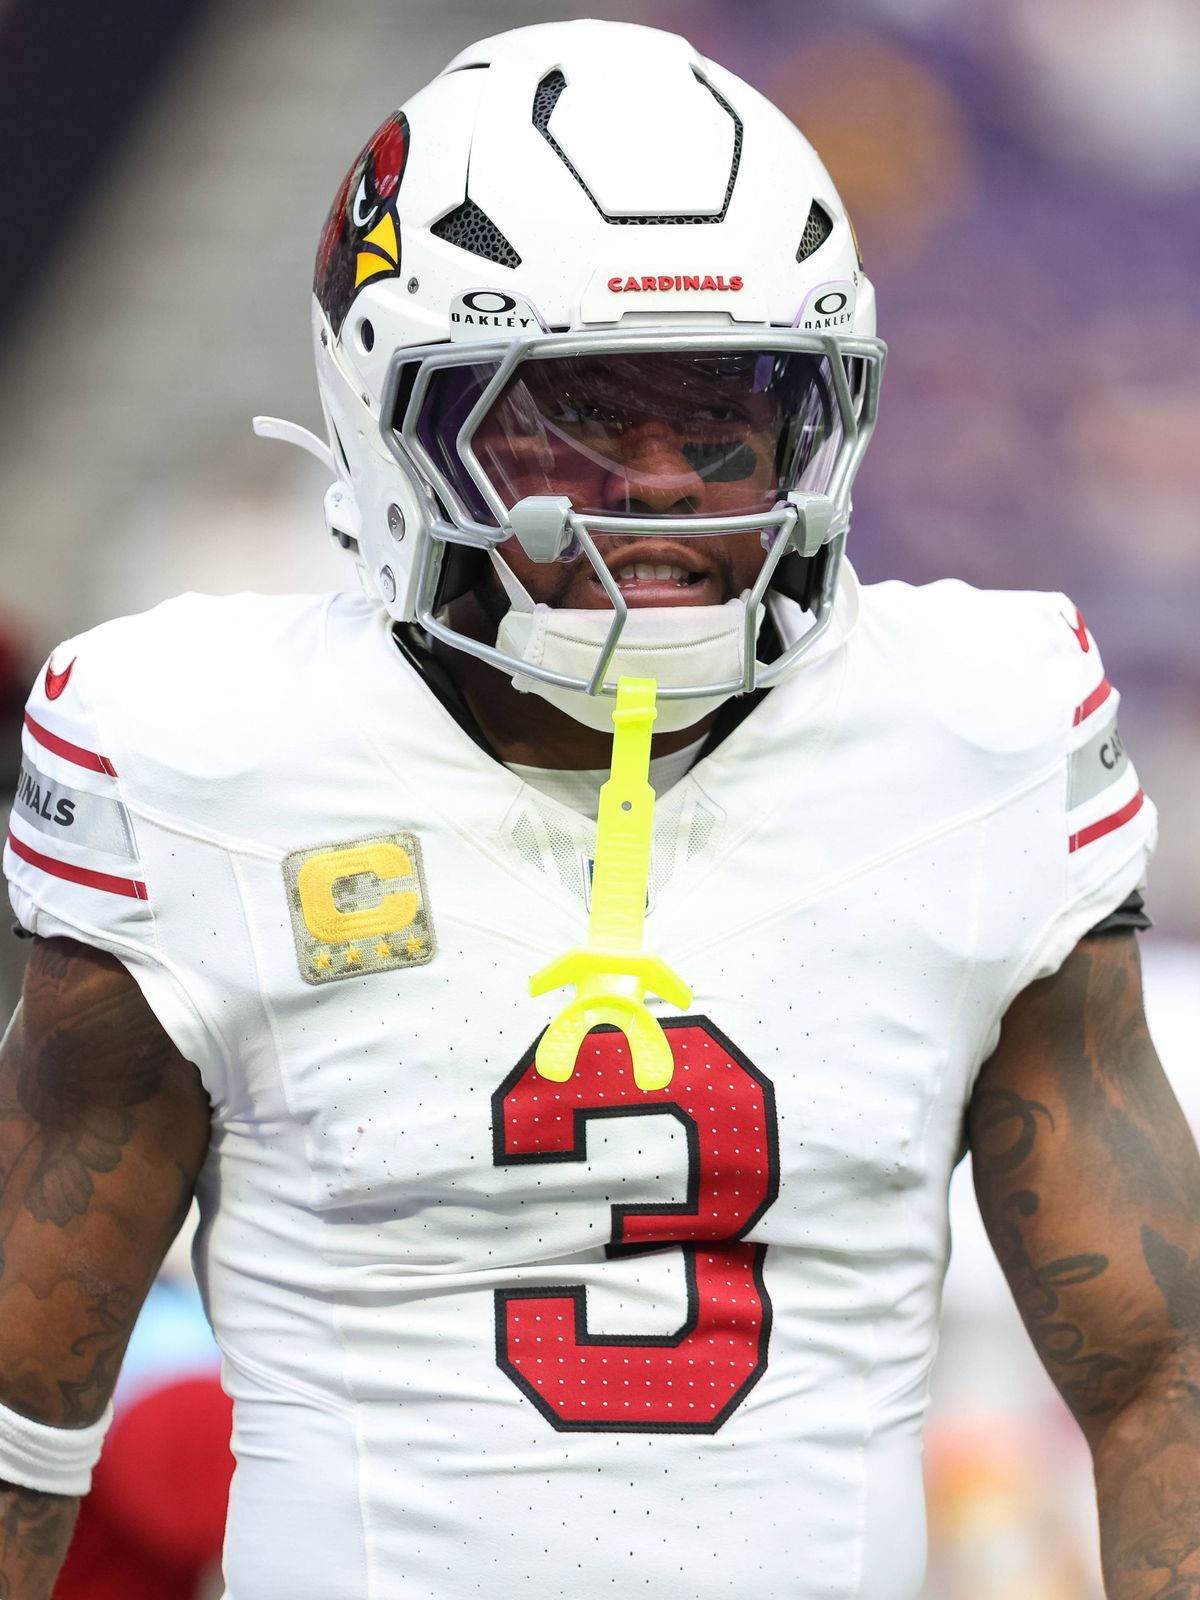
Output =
[{"x1": 603, "y1": 423, "x2": 705, "y2": 516}]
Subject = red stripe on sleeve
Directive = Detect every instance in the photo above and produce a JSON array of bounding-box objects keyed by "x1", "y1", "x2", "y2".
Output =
[
  {"x1": 1068, "y1": 789, "x2": 1145, "y2": 854},
  {"x1": 1072, "y1": 677, "x2": 1112, "y2": 727},
  {"x1": 24, "y1": 712, "x2": 119, "y2": 776},
  {"x1": 7, "y1": 829, "x2": 147, "y2": 900}
]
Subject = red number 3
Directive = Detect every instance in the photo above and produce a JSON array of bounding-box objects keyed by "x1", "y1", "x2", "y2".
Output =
[{"x1": 492, "y1": 1018, "x2": 779, "y2": 1433}]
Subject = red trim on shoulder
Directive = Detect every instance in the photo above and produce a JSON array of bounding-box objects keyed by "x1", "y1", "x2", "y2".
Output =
[
  {"x1": 24, "y1": 712, "x2": 119, "y2": 777},
  {"x1": 6, "y1": 829, "x2": 148, "y2": 900},
  {"x1": 1068, "y1": 789, "x2": 1145, "y2": 854},
  {"x1": 1072, "y1": 677, "x2": 1112, "y2": 727}
]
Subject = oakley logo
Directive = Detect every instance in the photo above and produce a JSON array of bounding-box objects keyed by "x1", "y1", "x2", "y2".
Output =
[
  {"x1": 462, "y1": 290, "x2": 517, "y2": 315},
  {"x1": 797, "y1": 282, "x2": 856, "y2": 331},
  {"x1": 607, "y1": 275, "x2": 744, "y2": 294},
  {"x1": 449, "y1": 289, "x2": 542, "y2": 337}
]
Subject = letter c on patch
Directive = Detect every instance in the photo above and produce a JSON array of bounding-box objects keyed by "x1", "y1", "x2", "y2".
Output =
[{"x1": 297, "y1": 842, "x2": 418, "y2": 943}]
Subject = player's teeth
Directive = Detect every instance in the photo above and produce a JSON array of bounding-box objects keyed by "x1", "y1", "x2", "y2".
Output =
[{"x1": 623, "y1": 563, "x2": 689, "y2": 582}]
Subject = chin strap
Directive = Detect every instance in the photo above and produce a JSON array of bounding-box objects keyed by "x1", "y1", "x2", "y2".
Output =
[
  {"x1": 528, "y1": 677, "x2": 693, "y2": 1092},
  {"x1": 489, "y1": 548, "x2": 537, "y2": 612}
]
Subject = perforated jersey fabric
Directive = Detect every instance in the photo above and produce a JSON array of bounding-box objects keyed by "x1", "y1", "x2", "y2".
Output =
[{"x1": 3, "y1": 572, "x2": 1155, "y2": 1599}]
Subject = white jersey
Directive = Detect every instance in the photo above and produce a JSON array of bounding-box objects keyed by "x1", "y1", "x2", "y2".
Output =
[{"x1": 4, "y1": 573, "x2": 1154, "y2": 1600}]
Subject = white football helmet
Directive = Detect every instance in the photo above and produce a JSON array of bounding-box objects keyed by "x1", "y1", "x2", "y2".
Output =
[{"x1": 259, "y1": 19, "x2": 886, "y2": 730}]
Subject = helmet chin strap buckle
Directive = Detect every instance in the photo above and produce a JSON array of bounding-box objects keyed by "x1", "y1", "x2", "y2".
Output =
[
  {"x1": 528, "y1": 677, "x2": 693, "y2": 1092},
  {"x1": 786, "y1": 490, "x2": 840, "y2": 558},
  {"x1": 509, "y1": 495, "x2": 576, "y2": 563}
]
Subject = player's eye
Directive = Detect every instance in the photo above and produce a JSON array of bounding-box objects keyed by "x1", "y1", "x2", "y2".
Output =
[
  {"x1": 694, "y1": 400, "x2": 742, "y2": 425},
  {"x1": 682, "y1": 440, "x2": 760, "y2": 481},
  {"x1": 547, "y1": 401, "x2": 622, "y2": 432}
]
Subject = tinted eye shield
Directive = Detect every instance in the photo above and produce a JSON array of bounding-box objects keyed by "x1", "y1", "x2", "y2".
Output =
[
  {"x1": 430, "y1": 350, "x2": 826, "y2": 525},
  {"x1": 378, "y1": 327, "x2": 885, "y2": 697}
]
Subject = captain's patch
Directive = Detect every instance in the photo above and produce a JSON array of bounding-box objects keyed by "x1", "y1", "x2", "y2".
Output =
[{"x1": 283, "y1": 831, "x2": 435, "y2": 984}]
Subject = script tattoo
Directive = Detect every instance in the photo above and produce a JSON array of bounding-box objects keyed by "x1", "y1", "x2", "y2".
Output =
[
  {"x1": 970, "y1": 934, "x2": 1200, "y2": 1598},
  {"x1": 971, "y1": 1084, "x2": 1131, "y2": 1416}
]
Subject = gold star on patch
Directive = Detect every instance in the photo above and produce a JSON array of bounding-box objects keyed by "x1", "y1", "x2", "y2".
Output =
[
  {"x1": 313, "y1": 952, "x2": 332, "y2": 971},
  {"x1": 375, "y1": 940, "x2": 393, "y2": 959},
  {"x1": 405, "y1": 935, "x2": 424, "y2": 956},
  {"x1": 344, "y1": 948, "x2": 363, "y2": 967}
]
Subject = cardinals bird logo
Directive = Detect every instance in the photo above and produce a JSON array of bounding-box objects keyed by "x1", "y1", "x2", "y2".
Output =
[{"x1": 315, "y1": 111, "x2": 410, "y2": 334}]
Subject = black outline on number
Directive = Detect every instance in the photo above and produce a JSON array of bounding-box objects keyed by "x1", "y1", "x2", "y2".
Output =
[
  {"x1": 490, "y1": 1015, "x2": 779, "y2": 1433},
  {"x1": 494, "y1": 1243, "x2": 772, "y2": 1434}
]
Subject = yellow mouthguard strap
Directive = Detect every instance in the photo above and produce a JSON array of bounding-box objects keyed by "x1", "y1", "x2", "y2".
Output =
[{"x1": 529, "y1": 677, "x2": 692, "y2": 1092}]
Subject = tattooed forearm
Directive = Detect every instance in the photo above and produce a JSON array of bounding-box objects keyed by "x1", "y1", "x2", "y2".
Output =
[
  {"x1": 971, "y1": 1084, "x2": 1132, "y2": 1415},
  {"x1": 1095, "y1": 1227, "x2": 1200, "y2": 1597},
  {"x1": 0, "y1": 1481, "x2": 79, "y2": 1600},
  {"x1": 970, "y1": 933, "x2": 1200, "y2": 1597},
  {"x1": 0, "y1": 937, "x2": 210, "y2": 1424},
  {"x1": 0, "y1": 940, "x2": 208, "y2": 1594},
  {"x1": 1093, "y1": 1365, "x2": 1200, "y2": 1600},
  {"x1": 0, "y1": 938, "x2": 182, "y2": 1242}
]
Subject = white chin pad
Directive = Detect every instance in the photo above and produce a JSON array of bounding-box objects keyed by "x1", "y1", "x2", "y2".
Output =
[{"x1": 496, "y1": 599, "x2": 761, "y2": 734}]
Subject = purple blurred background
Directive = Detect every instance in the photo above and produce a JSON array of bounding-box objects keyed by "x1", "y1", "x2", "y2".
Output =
[{"x1": 664, "y1": 0, "x2": 1200, "y2": 940}]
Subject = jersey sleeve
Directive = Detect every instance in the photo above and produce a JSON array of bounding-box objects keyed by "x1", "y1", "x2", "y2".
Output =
[
  {"x1": 1017, "y1": 596, "x2": 1157, "y2": 992},
  {"x1": 4, "y1": 641, "x2": 227, "y2": 1086}
]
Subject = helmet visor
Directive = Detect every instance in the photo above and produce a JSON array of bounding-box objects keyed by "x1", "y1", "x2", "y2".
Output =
[{"x1": 413, "y1": 349, "x2": 845, "y2": 529}]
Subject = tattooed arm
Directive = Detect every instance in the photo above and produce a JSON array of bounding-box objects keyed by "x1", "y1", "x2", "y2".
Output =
[
  {"x1": 0, "y1": 936, "x2": 211, "y2": 1599},
  {"x1": 968, "y1": 932, "x2": 1200, "y2": 1600}
]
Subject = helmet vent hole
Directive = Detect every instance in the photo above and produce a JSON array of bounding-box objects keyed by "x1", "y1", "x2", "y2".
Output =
[
  {"x1": 532, "y1": 69, "x2": 568, "y2": 133},
  {"x1": 797, "y1": 201, "x2": 833, "y2": 263},
  {"x1": 431, "y1": 199, "x2": 521, "y2": 268},
  {"x1": 358, "y1": 318, "x2": 375, "y2": 353},
  {"x1": 532, "y1": 67, "x2": 743, "y2": 225}
]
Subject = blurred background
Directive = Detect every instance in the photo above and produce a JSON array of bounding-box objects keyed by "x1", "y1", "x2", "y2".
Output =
[{"x1": 0, "y1": 0, "x2": 1196, "y2": 1595}]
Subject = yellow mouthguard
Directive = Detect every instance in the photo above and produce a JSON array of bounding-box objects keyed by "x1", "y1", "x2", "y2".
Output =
[{"x1": 529, "y1": 676, "x2": 692, "y2": 1092}]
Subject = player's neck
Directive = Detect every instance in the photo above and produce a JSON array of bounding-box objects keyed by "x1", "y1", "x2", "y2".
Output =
[
  {"x1": 444, "y1": 647, "x2": 715, "y2": 769},
  {"x1": 435, "y1": 599, "x2": 716, "y2": 770}
]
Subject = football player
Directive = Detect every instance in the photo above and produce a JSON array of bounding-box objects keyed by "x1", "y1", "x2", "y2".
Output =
[{"x1": 1, "y1": 20, "x2": 1196, "y2": 1600}]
